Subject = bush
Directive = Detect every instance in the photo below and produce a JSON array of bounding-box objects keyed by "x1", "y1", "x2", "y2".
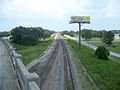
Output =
[
  {"x1": 112, "y1": 45, "x2": 116, "y2": 48},
  {"x1": 95, "y1": 46, "x2": 110, "y2": 60}
]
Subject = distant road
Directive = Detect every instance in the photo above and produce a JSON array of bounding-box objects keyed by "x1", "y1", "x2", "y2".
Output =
[
  {"x1": 64, "y1": 35, "x2": 120, "y2": 58},
  {"x1": 81, "y1": 41, "x2": 120, "y2": 58}
]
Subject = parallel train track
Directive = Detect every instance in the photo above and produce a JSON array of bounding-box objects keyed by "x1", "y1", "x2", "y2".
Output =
[
  {"x1": 39, "y1": 39, "x2": 77, "y2": 90},
  {"x1": 39, "y1": 39, "x2": 60, "y2": 87}
]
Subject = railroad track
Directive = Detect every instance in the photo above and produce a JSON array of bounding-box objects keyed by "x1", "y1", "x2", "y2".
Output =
[
  {"x1": 60, "y1": 39, "x2": 75, "y2": 90},
  {"x1": 39, "y1": 38, "x2": 80, "y2": 90},
  {"x1": 39, "y1": 39, "x2": 60, "y2": 87}
]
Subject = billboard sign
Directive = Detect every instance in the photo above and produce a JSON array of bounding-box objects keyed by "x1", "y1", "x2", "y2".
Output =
[{"x1": 70, "y1": 16, "x2": 90, "y2": 23}]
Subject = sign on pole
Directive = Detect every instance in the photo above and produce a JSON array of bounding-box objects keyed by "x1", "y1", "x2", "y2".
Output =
[
  {"x1": 69, "y1": 16, "x2": 90, "y2": 48},
  {"x1": 70, "y1": 16, "x2": 90, "y2": 23}
]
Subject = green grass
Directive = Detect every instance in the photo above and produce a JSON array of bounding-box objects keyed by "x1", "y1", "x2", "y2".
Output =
[
  {"x1": 109, "y1": 56, "x2": 120, "y2": 64},
  {"x1": 67, "y1": 40, "x2": 120, "y2": 90},
  {"x1": 87, "y1": 41, "x2": 120, "y2": 53},
  {"x1": 13, "y1": 40, "x2": 52, "y2": 65},
  {"x1": 83, "y1": 38, "x2": 101, "y2": 41},
  {"x1": 67, "y1": 80, "x2": 74, "y2": 90},
  {"x1": 71, "y1": 47, "x2": 96, "y2": 90}
]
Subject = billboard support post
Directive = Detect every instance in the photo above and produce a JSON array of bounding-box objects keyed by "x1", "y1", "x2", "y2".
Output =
[
  {"x1": 79, "y1": 22, "x2": 81, "y2": 49},
  {"x1": 69, "y1": 16, "x2": 90, "y2": 49}
]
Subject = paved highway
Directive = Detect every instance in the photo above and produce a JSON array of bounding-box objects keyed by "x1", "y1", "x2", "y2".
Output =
[{"x1": 0, "y1": 40, "x2": 19, "y2": 90}]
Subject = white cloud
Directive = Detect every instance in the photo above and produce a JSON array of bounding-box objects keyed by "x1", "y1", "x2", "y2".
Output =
[
  {"x1": 106, "y1": 0, "x2": 120, "y2": 17},
  {"x1": 0, "y1": 0, "x2": 93, "y2": 20},
  {"x1": 0, "y1": 0, "x2": 120, "y2": 31}
]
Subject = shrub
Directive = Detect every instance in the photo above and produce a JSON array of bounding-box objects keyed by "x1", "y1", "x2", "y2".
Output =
[
  {"x1": 112, "y1": 45, "x2": 116, "y2": 48},
  {"x1": 95, "y1": 46, "x2": 110, "y2": 60}
]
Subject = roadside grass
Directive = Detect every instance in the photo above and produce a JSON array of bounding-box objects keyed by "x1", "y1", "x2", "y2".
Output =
[
  {"x1": 87, "y1": 41, "x2": 120, "y2": 53},
  {"x1": 109, "y1": 56, "x2": 120, "y2": 64},
  {"x1": 83, "y1": 38, "x2": 101, "y2": 41},
  {"x1": 71, "y1": 48, "x2": 96, "y2": 90},
  {"x1": 12, "y1": 40, "x2": 52, "y2": 65},
  {"x1": 67, "y1": 40, "x2": 120, "y2": 90}
]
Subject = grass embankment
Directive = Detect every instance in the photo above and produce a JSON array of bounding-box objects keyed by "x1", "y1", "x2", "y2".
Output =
[
  {"x1": 13, "y1": 40, "x2": 52, "y2": 65},
  {"x1": 87, "y1": 41, "x2": 120, "y2": 53},
  {"x1": 68, "y1": 40, "x2": 120, "y2": 90}
]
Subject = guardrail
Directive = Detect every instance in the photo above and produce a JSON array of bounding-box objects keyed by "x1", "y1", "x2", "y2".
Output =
[{"x1": 0, "y1": 38, "x2": 40, "y2": 90}]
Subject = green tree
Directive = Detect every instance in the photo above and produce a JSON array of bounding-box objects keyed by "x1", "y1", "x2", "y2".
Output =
[
  {"x1": 11, "y1": 26, "x2": 39, "y2": 45},
  {"x1": 0, "y1": 31, "x2": 10, "y2": 37},
  {"x1": 97, "y1": 31, "x2": 103, "y2": 39},
  {"x1": 11, "y1": 26, "x2": 53, "y2": 45},
  {"x1": 102, "y1": 31, "x2": 114, "y2": 46},
  {"x1": 83, "y1": 30, "x2": 92, "y2": 40},
  {"x1": 95, "y1": 46, "x2": 110, "y2": 60},
  {"x1": 43, "y1": 30, "x2": 51, "y2": 39},
  {"x1": 61, "y1": 30, "x2": 76, "y2": 37}
]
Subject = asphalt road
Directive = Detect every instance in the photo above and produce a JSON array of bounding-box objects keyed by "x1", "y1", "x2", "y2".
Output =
[
  {"x1": 0, "y1": 40, "x2": 19, "y2": 90},
  {"x1": 81, "y1": 41, "x2": 120, "y2": 58},
  {"x1": 64, "y1": 35, "x2": 120, "y2": 58}
]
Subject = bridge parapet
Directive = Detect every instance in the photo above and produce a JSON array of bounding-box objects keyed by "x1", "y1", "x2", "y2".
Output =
[{"x1": 0, "y1": 38, "x2": 40, "y2": 90}]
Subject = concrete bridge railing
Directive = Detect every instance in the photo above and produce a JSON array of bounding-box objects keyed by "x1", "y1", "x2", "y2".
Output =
[{"x1": 0, "y1": 38, "x2": 40, "y2": 90}]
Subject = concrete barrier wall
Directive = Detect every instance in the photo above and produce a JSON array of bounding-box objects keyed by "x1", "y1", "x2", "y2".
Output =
[
  {"x1": 0, "y1": 38, "x2": 40, "y2": 90},
  {"x1": 26, "y1": 40, "x2": 56, "y2": 70},
  {"x1": 27, "y1": 40, "x2": 57, "y2": 87}
]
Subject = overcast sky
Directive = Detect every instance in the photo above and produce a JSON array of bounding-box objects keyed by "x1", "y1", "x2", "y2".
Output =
[{"x1": 0, "y1": 0, "x2": 120, "y2": 31}]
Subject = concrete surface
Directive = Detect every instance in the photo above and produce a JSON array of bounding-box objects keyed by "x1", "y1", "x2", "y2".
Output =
[{"x1": 0, "y1": 40, "x2": 20, "y2": 90}]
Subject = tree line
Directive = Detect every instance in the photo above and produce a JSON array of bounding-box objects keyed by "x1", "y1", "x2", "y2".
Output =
[
  {"x1": 61, "y1": 30, "x2": 77, "y2": 37},
  {"x1": 11, "y1": 26, "x2": 54, "y2": 45},
  {"x1": 0, "y1": 31, "x2": 10, "y2": 37},
  {"x1": 61, "y1": 29, "x2": 116, "y2": 46}
]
